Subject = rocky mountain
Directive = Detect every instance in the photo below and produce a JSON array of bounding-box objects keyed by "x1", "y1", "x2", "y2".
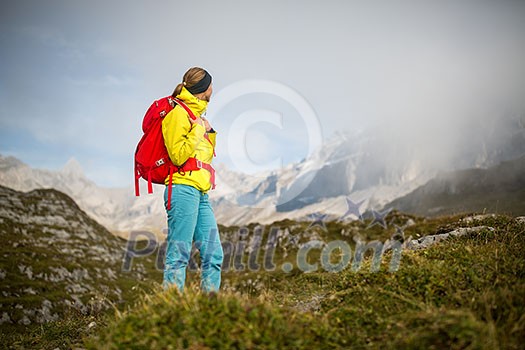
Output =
[
  {"x1": 0, "y1": 139, "x2": 429, "y2": 234},
  {"x1": 1, "y1": 115, "x2": 523, "y2": 233},
  {"x1": 383, "y1": 155, "x2": 525, "y2": 217},
  {"x1": 0, "y1": 155, "x2": 168, "y2": 238},
  {"x1": 0, "y1": 185, "x2": 160, "y2": 328},
  {"x1": 210, "y1": 130, "x2": 436, "y2": 225},
  {"x1": 211, "y1": 115, "x2": 525, "y2": 224}
]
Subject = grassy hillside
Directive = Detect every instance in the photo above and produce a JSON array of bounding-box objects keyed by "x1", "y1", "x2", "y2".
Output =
[
  {"x1": 88, "y1": 213, "x2": 525, "y2": 349},
  {"x1": 1, "y1": 182, "x2": 523, "y2": 349},
  {"x1": 0, "y1": 185, "x2": 162, "y2": 349}
]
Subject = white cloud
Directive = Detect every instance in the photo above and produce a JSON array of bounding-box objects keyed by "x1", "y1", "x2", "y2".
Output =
[{"x1": 1, "y1": 0, "x2": 525, "y2": 186}]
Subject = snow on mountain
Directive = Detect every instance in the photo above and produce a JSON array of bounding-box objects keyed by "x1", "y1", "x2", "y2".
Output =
[
  {"x1": 210, "y1": 128, "x2": 437, "y2": 225},
  {"x1": 212, "y1": 116, "x2": 525, "y2": 225},
  {"x1": 1, "y1": 116, "x2": 523, "y2": 234}
]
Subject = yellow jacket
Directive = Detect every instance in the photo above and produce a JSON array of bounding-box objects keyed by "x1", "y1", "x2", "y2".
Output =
[{"x1": 162, "y1": 87, "x2": 216, "y2": 192}]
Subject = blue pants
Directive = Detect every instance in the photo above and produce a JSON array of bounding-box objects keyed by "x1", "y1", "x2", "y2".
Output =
[{"x1": 163, "y1": 184, "x2": 223, "y2": 292}]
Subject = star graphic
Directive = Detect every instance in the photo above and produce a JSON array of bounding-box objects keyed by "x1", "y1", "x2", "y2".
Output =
[
  {"x1": 367, "y1": 208, "x2": 392, "y2": 229},
  {"x1": 287, "y1": 234, "x2": 300, "y2": 246},
  {"x1": 391, "y1": 225, "x2": 405, "y2": 242},
  {"x1": 307, "y1": 212, "x2": 328, "y2": 231},
  {"x1": 339, "y1": 197, "x2": 365, "y2": 222}
]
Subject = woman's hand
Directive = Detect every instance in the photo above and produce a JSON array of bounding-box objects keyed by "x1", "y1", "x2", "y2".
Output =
[
  {"x1": 201, "y1": 117, "x2": 212, "y2": 132},
  {"x1": 189, "y1": 116, "x2": 212, "y2": 132}
]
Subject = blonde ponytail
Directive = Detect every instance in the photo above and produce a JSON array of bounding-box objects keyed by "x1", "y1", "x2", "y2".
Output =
[
  {"x1": 171, "y1": 67, "x2": 207, "y2": 97},
  {"x1": 172, "y1": 83, "x2": 184, "y2": 97}
]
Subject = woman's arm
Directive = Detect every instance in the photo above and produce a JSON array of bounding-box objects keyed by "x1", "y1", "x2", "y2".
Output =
[
  {"x1": 162, "y1": 107, "x2": 207, "y2": 166},
  {"x1": 202, "y1": 117, "x2": 217, "y2": 148}
]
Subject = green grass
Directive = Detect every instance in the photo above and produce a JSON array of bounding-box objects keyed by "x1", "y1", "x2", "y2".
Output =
[
  {"x1": 3, "y1": 311, "x2": 102, "y2": 350},
  {"x1": 0, "y1": 186, "x2": 163, "y2": 349},
  {"x1": 86, "y1": 213, "x2": 525, "y2": 349},
  {"x1": 85, "y1": 287, "x2": 340, "y2": 350}
]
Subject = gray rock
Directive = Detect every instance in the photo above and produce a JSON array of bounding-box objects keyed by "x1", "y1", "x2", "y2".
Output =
[
  {"x1": 407, "y1": 226, "x2": 495, "y2": 250},
  {"x1": 0, "y1": 312, "x2": 12, "y2": 324},
  {"x1": 18, "y1": 315, "x2": 31, "y2": 325},
  {"x1": 460, "y1": 214, "x2": 497, "y2": 224},
  {"x1": 515, "y1": 216, "x2": 525, "y2": 224}
]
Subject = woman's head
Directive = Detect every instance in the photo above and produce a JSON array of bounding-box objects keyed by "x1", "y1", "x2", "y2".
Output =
[{"x1": 172, "y1": 67, "x2": 213, "y2": 102}]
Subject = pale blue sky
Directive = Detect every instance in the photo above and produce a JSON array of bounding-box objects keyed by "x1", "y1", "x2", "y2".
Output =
[{"x1": 1, "y1": 0, "x2": 524, "y2": 187}]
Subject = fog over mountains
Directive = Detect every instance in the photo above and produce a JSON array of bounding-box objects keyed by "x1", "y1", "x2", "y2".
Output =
[{"x1": 1, "y1": 116, "x2": 523, "y2": 235}]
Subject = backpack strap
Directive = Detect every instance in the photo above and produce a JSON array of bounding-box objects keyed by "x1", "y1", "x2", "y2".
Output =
[
  {"x1": 167, "y1": 165, "x2": 175, "y2": 210},
  {"x1": 198, "y1": 162, "x2": 216, "y2": 190},
  {"x1": 172, "y1": 98, "x2": 197, "y2": 120},
  {"x1": 147, "y1": 170, "x2": 153, "y2": 194},
  {"x1": 177, "y1": 157, "x2": 216, "y2": 190},
  {"x1": 134, "y1": 160, "x2": 141, "y2": 197},
  {"x1": 173, "y1": 98, "x2": 216, "y2": 153},
  {"x1": 166, "y1": 99, "x2": 217, "y2": 192}
]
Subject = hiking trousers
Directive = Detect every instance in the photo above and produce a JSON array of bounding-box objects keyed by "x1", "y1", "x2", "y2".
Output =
[{"x1": 163, "y1": 184, "x2": 223, "y2": 292}]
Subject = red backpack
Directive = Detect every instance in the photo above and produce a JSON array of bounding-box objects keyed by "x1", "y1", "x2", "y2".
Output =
[{"x1": 134, "y1": 96, "x2": 216, "y2": 209}]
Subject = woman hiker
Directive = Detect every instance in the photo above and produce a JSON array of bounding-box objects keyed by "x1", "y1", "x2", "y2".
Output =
[{"x1": 162, "y1": 67, "x2": 223, "y2": 293}]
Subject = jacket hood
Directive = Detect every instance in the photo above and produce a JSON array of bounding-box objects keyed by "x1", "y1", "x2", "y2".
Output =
[{"x1": 176, "y1": 86, "x2": 208, "y2": 117}]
